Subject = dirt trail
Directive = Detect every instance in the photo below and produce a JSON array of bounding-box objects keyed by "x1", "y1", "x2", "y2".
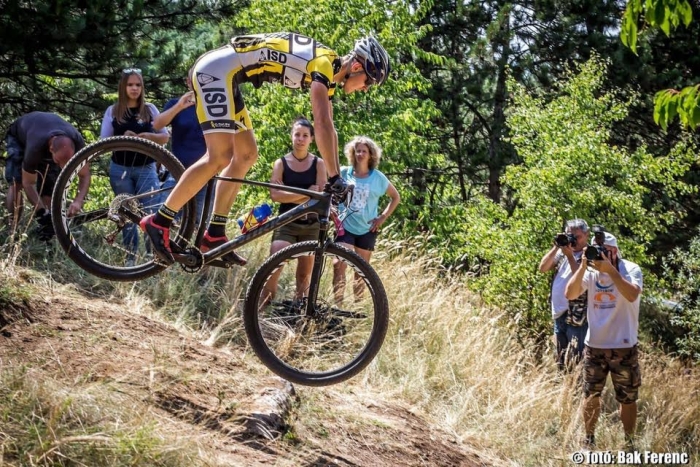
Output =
[{"x1": 0, "y1": 287, "x2": 493, "y2": 466}]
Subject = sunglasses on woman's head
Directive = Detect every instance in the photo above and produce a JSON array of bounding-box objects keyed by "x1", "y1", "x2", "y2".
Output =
[{"x1": 122, "y1": 68, "x2": 142, "y2": 74}]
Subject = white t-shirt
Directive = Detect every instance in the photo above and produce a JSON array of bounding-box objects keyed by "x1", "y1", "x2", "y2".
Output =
[
  {"x1": 551, "y1": 251, "x2": 583, "y2": 319},
  {"x1": 581, "y1": 259, "x2": 643, "y2": 349}
]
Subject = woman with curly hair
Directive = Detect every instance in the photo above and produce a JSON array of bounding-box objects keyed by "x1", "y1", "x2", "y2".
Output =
[{"x1": 333, "y1": 136, "x2": 400, "y2": 301}]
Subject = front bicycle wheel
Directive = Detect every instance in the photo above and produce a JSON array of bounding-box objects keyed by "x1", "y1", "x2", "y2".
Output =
[
  {"x1": 51, "y1": 136, "x2": 197, "y2": 281},
  {"x1": 244, "y1": 241, "x2": 389, "y2": 386}
]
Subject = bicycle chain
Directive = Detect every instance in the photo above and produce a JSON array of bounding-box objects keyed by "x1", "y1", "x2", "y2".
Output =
[{"x1": 101, "y1": 195, "x2": 204, "y2": 273}]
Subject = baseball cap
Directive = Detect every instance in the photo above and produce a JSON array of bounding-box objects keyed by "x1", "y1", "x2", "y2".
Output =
[
  {"x1": 601, "y1": 232, "x2": 623, "y2": 258},
  {"x1": 601, "y1": 232, "x2": 617, "y2": 247}
]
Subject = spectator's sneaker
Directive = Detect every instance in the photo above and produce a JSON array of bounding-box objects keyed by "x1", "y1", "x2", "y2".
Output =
[
  {"x1": 139, "y1": 214, "x2": 174, "y2": 264},
  {"x1": 200, "y1": 232, "x2": 247, "y2": 266},
  {"x1": 581, "y1": 434, "x2": 596, "y2": 451},
  {"x1": 622, "y1": 436, "x2": 635, "y2": 453}
]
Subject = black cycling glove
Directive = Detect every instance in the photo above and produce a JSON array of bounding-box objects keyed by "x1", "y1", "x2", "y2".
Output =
[
  {"x1": 324, "y1": 176, "x2": 348, "y2": 194},
  {"x1": 324, "y1": 177, "x2": 353, "y2": 203}
]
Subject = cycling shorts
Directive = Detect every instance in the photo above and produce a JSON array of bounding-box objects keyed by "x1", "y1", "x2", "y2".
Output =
[{"x1": 191, "y1": 45, "x2": 253, "y2": 135}]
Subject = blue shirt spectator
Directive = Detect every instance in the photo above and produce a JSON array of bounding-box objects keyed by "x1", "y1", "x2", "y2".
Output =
[
  {"x1": 161, "y1": 97, "x2": 207, "y2": 168},
  {"x1": 154, "y1": 85, "x2": 210, "y2": 224}
]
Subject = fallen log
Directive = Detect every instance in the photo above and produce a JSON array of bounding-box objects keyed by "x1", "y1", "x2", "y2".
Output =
[{"x1": 237, "y1": 379, "x2": 297, "y2": 440}]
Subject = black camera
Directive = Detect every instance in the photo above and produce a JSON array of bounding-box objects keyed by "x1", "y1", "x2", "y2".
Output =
[
  {"x1": 554, "y1": 232, "x2": 577, "y2": 247},
  {"x1": 585, "y1": 244, "x2": 608, "y2": 261}
]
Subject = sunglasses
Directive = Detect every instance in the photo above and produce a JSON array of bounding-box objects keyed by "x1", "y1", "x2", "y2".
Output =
[
  {"x1": 361, "y1": 59, "x2": 381, "y2": 87},
  {"x1": 122, "y1": 68, "x2": 142, "y2": 74}
]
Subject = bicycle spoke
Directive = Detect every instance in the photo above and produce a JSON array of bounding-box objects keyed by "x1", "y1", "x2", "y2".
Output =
[
  {"x1": 52, "y1": 137, "x2": 196, "y2": 280},
  {"x1": 245, "y1": 242, "x2": 388, "y2": 385}
]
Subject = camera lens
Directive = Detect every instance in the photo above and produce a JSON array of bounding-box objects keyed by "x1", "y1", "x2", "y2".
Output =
[
  {"x1": 585, "y1": 245, "x2": 600, "y2": 261},
  {"x1": 555, "y1": 233, "x2": 569, "y2": 247}
]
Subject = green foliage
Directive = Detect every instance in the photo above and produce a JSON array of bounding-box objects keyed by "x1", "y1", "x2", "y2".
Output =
[
  {"x1": 456, "y1": 56, "x2": 697, "y2": 339},
  {"x1": 661, "y1": 233, "x2": 700, "y2": 360},
  {"x1": 622, "y1": 0, "x2": 693, "y2": 52},
  {"x1": 655, "y1": 85, "x2": 700, "y2": 130},
  {"x1": 622, "y1": 0, "x2": 699, "y2": 130}
]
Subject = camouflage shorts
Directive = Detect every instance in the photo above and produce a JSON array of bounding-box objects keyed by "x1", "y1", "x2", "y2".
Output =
[{"x1": 583, "y1": 345, "x2": 642, "y2": 404}]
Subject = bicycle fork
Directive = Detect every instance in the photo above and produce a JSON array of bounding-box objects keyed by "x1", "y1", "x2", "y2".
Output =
[{"x1": 303, "y1": 218, "x2": 332, "y2": 317}]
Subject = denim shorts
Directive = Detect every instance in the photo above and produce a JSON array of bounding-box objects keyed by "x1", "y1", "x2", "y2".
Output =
[{"x1": 4, "y1": 134, "x2": 23, "y2": 184}]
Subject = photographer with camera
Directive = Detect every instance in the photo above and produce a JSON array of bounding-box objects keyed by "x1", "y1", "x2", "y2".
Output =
[
  {"x1": 565, "y1": 231, "x2": 643, "y2": 449},
  {"x1": 539, "y1": 219, "x2": 590, "y2": 372}
]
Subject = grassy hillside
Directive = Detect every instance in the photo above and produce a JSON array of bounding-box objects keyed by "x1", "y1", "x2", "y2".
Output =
[{"x1": 1, "y1": 226, "x2": 699, "y2": 466}]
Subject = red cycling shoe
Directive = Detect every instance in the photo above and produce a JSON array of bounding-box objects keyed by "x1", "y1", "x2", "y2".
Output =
[
  {"x1": 200, "y1": 231, "x2": 247, "y2": 266},
  {"x1": 139, "y1": 214, "x2": 174, "y2": 264}
]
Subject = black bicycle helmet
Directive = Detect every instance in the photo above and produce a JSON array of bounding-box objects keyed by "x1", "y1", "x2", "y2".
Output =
[{"x1": 353, "y1": 36, "x2": 390, "y2": 86}]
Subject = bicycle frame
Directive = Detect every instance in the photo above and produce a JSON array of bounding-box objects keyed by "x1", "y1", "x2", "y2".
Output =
[
  {"x1": 173, "y1": 175, "x2": 340, "y2": 318},
  {"x1": 191, "y1": 175, "x2": 334, "y2": 263}
]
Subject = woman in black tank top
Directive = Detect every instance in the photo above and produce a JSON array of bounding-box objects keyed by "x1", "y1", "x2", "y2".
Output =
[{"x1": 263, "y1": 118, "x2": 327, "y2": 303}]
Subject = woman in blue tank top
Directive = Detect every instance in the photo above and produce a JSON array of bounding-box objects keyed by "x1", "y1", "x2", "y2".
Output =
[
  {"x1": 333, "y1": 136, "x2": 401, "y2": 302},
  {"x1": 261, "y1": 117, "x2": 327, "y2": 303}
]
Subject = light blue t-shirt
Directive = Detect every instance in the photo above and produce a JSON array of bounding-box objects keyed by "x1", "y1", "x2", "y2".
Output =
[{"x1": 339, "y1": 166, "x2": 390, "y2": 235}]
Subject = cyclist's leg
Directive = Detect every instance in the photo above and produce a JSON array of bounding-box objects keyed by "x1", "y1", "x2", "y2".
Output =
[
  {"x1": 167, "y1": 135, "x2": 232, "y2": 214},
  {"x1": 211, "y1": 129, "x2": 258, "y2": 217},
  {"x1": 161, "y1": 45, "x2": 245, "y2": 215},
  {"x1": 193, "y1": 182, "x2": 210, "y2": 225},
  {"x1": 143, "y1": 45, "x2": 246, "y2": 261}
]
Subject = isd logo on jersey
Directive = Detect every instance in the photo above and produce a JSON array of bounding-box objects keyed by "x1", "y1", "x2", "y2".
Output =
[
  {"x1": 197, "y1": 73, "x2": 219, "y2": 86},
  {"x1": 259, "y1": 49, "x2": 288, "y2": 64}
]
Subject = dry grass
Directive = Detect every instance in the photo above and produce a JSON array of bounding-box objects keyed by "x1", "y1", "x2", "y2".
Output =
[
  {"x1": 2, "y1": 216, "x2": 699, "y2": 465},
  {"x1": 351, "y1": 233, "x2": 700, "y2": 465},
  {"x1": 0, "y1": 367, "x2": 207, "y2": 467}
]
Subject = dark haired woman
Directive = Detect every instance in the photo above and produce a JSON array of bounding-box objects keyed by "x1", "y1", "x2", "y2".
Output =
[{"x1": 261, "y1": 117, "x2": 327, "y2": 303}]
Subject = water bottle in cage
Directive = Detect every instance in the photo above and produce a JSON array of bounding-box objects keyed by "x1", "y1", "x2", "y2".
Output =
[{"x1": 237, "y1": 203, "x2": 273, "y2": 234}]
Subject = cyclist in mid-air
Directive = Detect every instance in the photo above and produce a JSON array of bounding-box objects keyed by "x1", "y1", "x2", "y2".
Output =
[{"x1": 140, "y1": 33, "x2": 390, "y2": 265}]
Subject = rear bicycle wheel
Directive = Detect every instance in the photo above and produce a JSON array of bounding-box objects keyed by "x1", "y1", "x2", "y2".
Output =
[
  {"x1": 51, "y1": 136, "x2": 197, "y2": 281},
  {"x1": 244, "y1": 241, "x2": 389, "y2": 386}
]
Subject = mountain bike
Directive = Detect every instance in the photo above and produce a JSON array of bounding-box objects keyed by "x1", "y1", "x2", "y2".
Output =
[{"x1": 50, "y1": 136, "x2": 389, "y2": 386}]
